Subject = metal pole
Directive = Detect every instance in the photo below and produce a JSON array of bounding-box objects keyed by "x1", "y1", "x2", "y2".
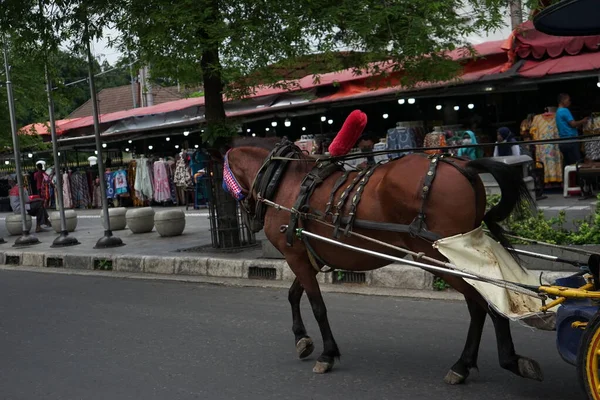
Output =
[
  {"x1": 86, "y1": 36, "x2": 123, "y2": 249},
  {"x1": 45, "y1": 65, "x2": 79, "y2": 247},
  {"x1": 3, "y1": 37, "x2": 35, "y2": 246},
  {"x1": 129, "y1": 55, "x2": 137, "y2": 108}
]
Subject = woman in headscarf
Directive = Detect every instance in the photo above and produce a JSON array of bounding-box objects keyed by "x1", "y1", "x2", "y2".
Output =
[
  {"x1": 493, "y1": 127, "x2": 521, "y2": 157},
  {"x1": 457, "y1": 131, "x2": 482, "y2": 160}
]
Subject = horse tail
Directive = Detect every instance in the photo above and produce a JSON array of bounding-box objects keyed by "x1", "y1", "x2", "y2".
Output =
[{"x1": 466, "y1": 158, "x2": 533, "y2": 249}]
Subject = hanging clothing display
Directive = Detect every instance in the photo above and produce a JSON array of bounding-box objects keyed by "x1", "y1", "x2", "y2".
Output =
[
  {"x1": 128, "y1": 161, "x2": 145, "y2": 206},
  {"x1": 105, "y1": 171, "x2": 116, "y2": 199},
  {"x1": 134, "y1": 157, "x2": 153, "y2": 200},
  {"x1": 530, "y1": 113, "x2": 563, "y2": 183},
  {"x1": 174, "y1": 156, "x2": 193, "y2": 187},
  {"x1": 583, "y1": 113, "x2": 600, "y2": 161},
  {"x1": 114, "y1": 169, "x2": 128, "y2": 195},
  {"x1": 152, "y1": 159, "x2": 171, "y2": 203},
  {"x1": 62, "y1": 171, "x2": 73, "y2": 209},
  {"x1": 423, "y1": 129, "x2": 447, "y2": 155},
  {"x1": 386, "y1": 127, "x2": 417, "y2": 159},
  {"x1": 71, "y1": 171, "x2": 91, "y2": 208}
]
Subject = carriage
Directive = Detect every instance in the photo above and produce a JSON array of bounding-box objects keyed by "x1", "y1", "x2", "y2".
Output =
[{"x1": 219, "y1": 3, "x2": 600, "y2": 397}]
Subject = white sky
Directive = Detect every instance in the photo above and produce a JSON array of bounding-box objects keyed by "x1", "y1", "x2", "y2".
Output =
[{"x1": 93, "y1": 15, "x2": 514, "y2": 66}]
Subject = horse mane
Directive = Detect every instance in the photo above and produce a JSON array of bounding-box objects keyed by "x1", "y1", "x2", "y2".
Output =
[{"x1": 232, "y1": 136, "x2": 316, "y2": 174}]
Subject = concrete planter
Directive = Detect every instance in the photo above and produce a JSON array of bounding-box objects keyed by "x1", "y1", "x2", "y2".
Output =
[
  {"x1": 126, "y1": 207, "x2": 155, "y2": 234},
  {"x1": 155, "y1": 209, "x2": 185, "y2": 237},
  {"x1": 101, "y1": 207, "x2": 127, "y2": 231},
  {"x1": 6, "y1": 214, "x2": 33, "y2": 235},
  {"x1": 49, "y1": 210, "x2": 78, "y2": 233}
]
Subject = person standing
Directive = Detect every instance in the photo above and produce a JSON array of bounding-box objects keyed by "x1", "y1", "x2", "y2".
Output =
[
  {"x1": 33, "y1": 162, "x2": 45, "y2": 196},
  {"x1": 556, "y1": 93, "x2": 589, "y2": 166}
]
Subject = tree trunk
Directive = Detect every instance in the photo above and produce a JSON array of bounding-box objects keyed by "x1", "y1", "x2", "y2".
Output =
[{"x1": 201, "y1": 38, "x2": 242, "y2": 248}]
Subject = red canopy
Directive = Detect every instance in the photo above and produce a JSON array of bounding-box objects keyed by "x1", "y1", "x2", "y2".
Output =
[
  {"x1": 519, "y1": 51, "x2": 600, "y2": 78},
  {"x1": 512, "y1": 20, "x2": 600, "y2": 59}
]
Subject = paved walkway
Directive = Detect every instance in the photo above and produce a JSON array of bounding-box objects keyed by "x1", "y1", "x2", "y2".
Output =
[{"x1": 0, "y1": 205, "x2": 264, "y2": 259}]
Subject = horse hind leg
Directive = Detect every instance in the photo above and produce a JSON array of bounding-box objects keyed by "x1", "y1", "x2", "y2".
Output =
[
  {"x1": 288, "y1": 277, "x2": 314, "y2": 359},
  {"x1": 444, "y1": 296, "x2": 486, "y2": 385},
  {"x1": 488, "y1": 306, "x2": 544, "y2": 381}
]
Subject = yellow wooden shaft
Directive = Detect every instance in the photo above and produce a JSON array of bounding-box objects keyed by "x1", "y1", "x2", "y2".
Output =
[
  {"x1": 539, "y1": 283, "x2": 598, "y2": 300},
  {"x1": 539, "y1": 283, "x2": 595, "y2": 311}
]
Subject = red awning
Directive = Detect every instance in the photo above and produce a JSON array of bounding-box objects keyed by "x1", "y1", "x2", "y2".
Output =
[
  {"x1": 519, "y1": 51, "x2": 600, "y2": 78},
  {"x1": 513, "y1": 20, "x2": 600, "y2": 59},
  {"x1": 19, "y1": 119, "x2": 82, "y2": 136}
]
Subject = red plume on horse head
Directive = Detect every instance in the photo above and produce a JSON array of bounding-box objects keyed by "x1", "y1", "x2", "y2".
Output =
[{"x1": 328, "y1": 110, "x2": 368, "y2": 156}]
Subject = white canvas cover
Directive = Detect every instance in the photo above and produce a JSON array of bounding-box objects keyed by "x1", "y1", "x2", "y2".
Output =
[{"x1": 433, "y1": 226, "x2": 554, "y2": 326}]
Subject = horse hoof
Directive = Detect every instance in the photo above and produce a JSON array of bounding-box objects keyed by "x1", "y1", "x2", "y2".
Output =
[
  {"x1": 296, "y1": 337, "x2": 314, "y2": 359},
  {"x1": 518, "y1": 357, "x2": 544, "y2": 381},
  {"x1": 313, "y1": 360, "x2": 334, "y2": 374},
  {"x1": 444, "y1": 370, "x2": 466, "y2": 385}
]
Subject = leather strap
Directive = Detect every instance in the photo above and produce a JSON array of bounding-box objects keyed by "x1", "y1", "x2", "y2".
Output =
[
  {"x1": 333, "y1": 167, "x2": 372, "y2": 237},
  {"x1": 409, "y1": 155, "x2": 440, "y2": 236},
  {"x1": 343, "y1": 163, "x2": 380, "y2": 236},
  {"x1": 325, "y1": 170, "x2": 350, "y2": 215},
  {"x1": 286, "y1": 161, "x2": 343, "y2": 246}
]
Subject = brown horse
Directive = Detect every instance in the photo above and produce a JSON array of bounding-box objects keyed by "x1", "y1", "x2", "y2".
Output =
[{"x1": 223, "y1": 138, "x2": 542, "y2": 385}]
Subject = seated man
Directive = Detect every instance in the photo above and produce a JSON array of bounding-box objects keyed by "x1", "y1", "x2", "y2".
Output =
[{"x1": 9, "y1": 179, "x2": 51, "y2": 233}]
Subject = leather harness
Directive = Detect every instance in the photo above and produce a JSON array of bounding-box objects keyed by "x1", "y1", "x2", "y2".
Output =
[{"x1": 241, "y1": 140, "x2": 479, "y2": 272}]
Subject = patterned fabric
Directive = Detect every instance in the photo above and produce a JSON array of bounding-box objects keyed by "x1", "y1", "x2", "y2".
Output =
[
  {"x1": 71, "y1": 172, "x2": 90, "y2": 208},
  {"x1": 128, "y1": 161, "x2": 144, "y2": 206},
  {"x1": 386, "y1": 127, "x2": 416, "y2": 159},
  {"x1": 174, "y1": 157, "x2": 193, "y2": 187},
  {"x1": 114, "y1": 170, "x2": 128, "y2": 195},
  {"x1": 583, "y1": 114, "x2": 600, "y2": 161},
  {"x1": 105, "y1": 171, "x2": 115, "y2": 199},
  {"x1": 153, "y1": 160, "x2": 171, "y2": 202},
  {"x1": 222, "y1": 151, "x2": 245, "y2": 200},
  {"x1": 530, "y1": 113, "x2": 563, "y2": 183},
  {"x1": 423, "y1": 132, "x2": 447, "y2": 155},
  {"x1": 134, "y1": 157, "x2": 153, "y2": 200},
  {"x1": 63, "y1": 172, "x2": 73, "y2": 209}
]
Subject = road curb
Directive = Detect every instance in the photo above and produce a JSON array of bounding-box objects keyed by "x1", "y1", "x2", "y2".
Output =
[{"x1": 0, "y1": 248, "x2": 578, "y2": 294}]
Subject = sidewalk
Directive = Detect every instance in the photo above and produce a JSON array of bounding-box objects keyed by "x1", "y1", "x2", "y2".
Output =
[{"x1": 0, "y1": 199, "x2": 583, "y2": 298}]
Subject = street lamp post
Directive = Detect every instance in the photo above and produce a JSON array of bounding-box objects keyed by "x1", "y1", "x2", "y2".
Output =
[
  {"x1": 3, "y1": 37, "x2": 37, "y2": 246},
  {"x1": 86, "y1": 37, "x2": 123, "y2": 249},
  {"x1": 45, "y1": 66, "x2": 79, "y2": 247}
]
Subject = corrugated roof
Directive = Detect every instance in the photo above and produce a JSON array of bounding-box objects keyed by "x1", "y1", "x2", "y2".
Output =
[{"x1": 68, "y1": 84, "x2": 186, "y2": 119}]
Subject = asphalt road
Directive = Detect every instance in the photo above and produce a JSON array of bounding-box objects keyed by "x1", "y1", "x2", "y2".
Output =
[{"x1": 0, "y1": 270, "x2": 585, "y2": 400}]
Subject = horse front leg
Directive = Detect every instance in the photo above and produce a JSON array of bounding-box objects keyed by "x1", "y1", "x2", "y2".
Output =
[
  {"x1": 488, "y1": 306, "x2": 544, "y2": 381},
  {"x1": 288, "y1": 277, "x2": 315, "y2": 359},
  {"x1": 288, "y1": 258, "x2": 341, "y2": 374}
]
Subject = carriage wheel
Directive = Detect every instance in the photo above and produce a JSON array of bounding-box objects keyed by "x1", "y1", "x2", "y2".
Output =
[{"x1": 577, "y1": 311, "x2": 600, "y2": 399}]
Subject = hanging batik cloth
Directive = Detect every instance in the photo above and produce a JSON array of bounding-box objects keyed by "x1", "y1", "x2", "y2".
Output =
[
  {"x1": 153, "y1": 159, "x2": 171, "y2": 202},
  {"x1": 530, "y1": 113, "x2": 563, "y2": 183},
  {"x1": 134, "y1": 157, "x2": 153, "y2": 200}
]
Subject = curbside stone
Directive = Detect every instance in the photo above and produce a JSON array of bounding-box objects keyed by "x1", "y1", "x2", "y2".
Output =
[
  {"x1": 177, "y1": 257, "x2": 208, "y2": 276},
  {"x1": 22, "y1": 252, "x2": 45, "y2": 268},
  {"x1": 114, "y1": 256, "x2": 144, "y2": 273},
  {"x1": 63, "y1": 254, "x2": 94, "y2": 270},
  {"x1": 371, "y1": 265, "x2": 433, "y2": 290},
  {"x1": 207, "y1": 258, "x2": 245, "y2": 278},
  {"x1": 144, "y1": 257, "x2": 176, "y2": 274}
]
